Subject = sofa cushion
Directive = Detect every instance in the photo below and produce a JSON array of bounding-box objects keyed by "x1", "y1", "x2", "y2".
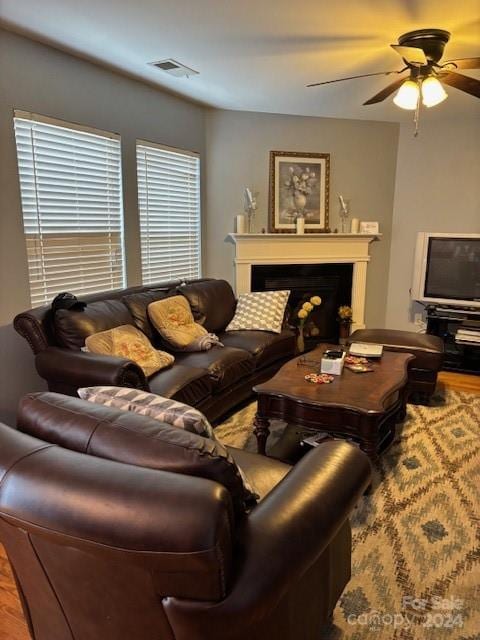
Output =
[
  {"x1": 226, "y1": 290, "x2": 290, "y2": 334},
  {"x1": 122, "y1": 289, "x2": 172, "y2": 343},
  {"x1": 85, "y1": 325, "x2": 174, "y2": 376},
  {"x1": 148, "y1": 364, "x2": 213, "y2": 406},
  {"x1": 17, "y1": 392, "x2": 256, "y2": 516},
  {"x1": 219, "y1": 329, "x2": 296, "y2": 368},
  {"x1": 349, "y1": 329, "x2": 444, "y2": 371},
  {"x1": 227, "y1": 446, "x2": 291, "y2": 501},
  {"x1": 54, "y1": 299, "x2": 134, "y2": 350},
  {"x1": 78, "y1": 387, "x2": 214, "y2": 438},
  {"x1": 174, "y1": 346, "x2": 254, "y2": 393},
  {"x1": 179, "y1": 279, "x2": 237, "y2": 333},
  {"x1": 148, "y1": 296, "x2": 207, "y2": 349}
]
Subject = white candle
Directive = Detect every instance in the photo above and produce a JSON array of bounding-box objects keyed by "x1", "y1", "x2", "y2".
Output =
[
  {"x1": 350, "y1": 218, "x2": 360, "y2": 234},
  {"x1": 236, "y1": 214, "x2": 246, "y2": 234},
  {"x1": 296, "y1": 217, "x2": 305, "y2": 234}
]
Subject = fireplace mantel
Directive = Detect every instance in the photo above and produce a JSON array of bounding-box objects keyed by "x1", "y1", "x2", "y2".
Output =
[{"x1": 227, "y1": 232, "x2": 381, "y2": 331}]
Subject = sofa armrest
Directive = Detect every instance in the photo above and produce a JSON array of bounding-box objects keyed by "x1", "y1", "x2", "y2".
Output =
[
  {"x1": 164, "y1": 441, "x2": 371, "y2": 638},
  {"x1": 35, "y1": 347, "x2": 147, "y2": 391}
]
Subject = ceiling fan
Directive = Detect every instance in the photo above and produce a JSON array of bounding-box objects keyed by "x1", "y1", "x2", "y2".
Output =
[{"x1": 307, "y1": 28, "x2": 480, "y2": 114}]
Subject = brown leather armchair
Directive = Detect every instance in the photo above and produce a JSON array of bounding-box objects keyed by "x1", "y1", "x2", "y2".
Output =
[{"x1": 0, "y1": 393, "x2": 371, "y2": 640}]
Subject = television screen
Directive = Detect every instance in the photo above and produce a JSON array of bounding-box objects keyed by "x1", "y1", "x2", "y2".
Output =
[{"x1": 424, "y1": 238, "x2": 480, "y2": 302}]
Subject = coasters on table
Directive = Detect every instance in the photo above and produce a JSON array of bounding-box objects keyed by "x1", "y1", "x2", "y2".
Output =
[
  {"x1": 305, "y1": 372, "x2": 334, "y2": 384},
  {"x1": 345, "y1": 363, "x2": 374, "y2": 373},
  {"x1": 344, "y1": 355, "x2": 369, "y2": 365}
]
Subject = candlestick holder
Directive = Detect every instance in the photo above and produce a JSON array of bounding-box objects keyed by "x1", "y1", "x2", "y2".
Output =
[{"x1": 339, "y1": 199, "x2": 350, "y2": 233}]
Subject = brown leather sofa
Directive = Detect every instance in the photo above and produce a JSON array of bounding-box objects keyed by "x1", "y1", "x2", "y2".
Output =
[
  {"x1": 0, "y1": 392, "x2": 371, "y2": 640},
  {"x1": 14, "y1": 278, "x2": 296, "y2": 421}
]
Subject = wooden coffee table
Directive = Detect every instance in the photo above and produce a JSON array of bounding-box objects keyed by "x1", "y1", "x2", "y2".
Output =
[{"x1": 253, "y1": 344, "x2": 413, "y2": 462}]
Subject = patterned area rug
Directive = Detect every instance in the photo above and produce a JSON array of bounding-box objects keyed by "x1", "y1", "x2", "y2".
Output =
[{"x1": 215, "y1": 388, "x2": 480, "y2": 640}]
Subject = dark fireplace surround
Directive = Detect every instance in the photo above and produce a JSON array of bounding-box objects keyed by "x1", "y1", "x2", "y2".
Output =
[{"x1": 251, "y1": 263, "x2": 353, "y2": 347}]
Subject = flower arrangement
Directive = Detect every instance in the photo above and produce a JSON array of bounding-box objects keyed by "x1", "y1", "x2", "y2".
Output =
[
  {"x1": 338, "y1": 305, "x2": 353, "y2": 322},
  {"x1": 296, "y1": 295, "x2": 322, "y2": 352},
  {"x1": 284, "y1": 166, "x2": 318, "y2": 218},
  {"x1": 285, "y1": 166, "x2": 317, "y2": 197},
  {"x1": 337, "y1": 305, "x2": 353, "y2": 343}
]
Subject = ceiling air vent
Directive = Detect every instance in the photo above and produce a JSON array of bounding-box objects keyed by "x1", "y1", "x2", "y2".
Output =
[{"x1": 149, "y1": 59, "x2": 199, "y2": 78}]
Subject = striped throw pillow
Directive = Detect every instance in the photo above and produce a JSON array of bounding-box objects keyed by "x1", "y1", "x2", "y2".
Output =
[{"x1": 78, "y1": 386, "x2": 214, "y2": 438}]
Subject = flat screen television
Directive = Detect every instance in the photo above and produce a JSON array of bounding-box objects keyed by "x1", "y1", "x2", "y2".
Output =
[{"x1": 411, "y1": 233, "x2": 480, "y2": 308}]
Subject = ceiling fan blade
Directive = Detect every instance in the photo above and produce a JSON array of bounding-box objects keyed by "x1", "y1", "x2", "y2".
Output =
[
  {"x1": 391, "y1": 44, "x2": 427, "y2": 65},
  {"x1": 307, "y1": 69, "x2": 405, "y2": 88},
  {"x1": 363, "y1": 76, "x2": 408, "y2": 105},
  {"x1": 438, "y1": 71, "x2": 480, "y2": 98},
  {"x1": 440, "y1": 57, "x2": 480, "y2": 70}
]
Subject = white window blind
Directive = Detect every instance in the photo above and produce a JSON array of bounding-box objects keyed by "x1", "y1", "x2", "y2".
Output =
[
  {"x1": 137, "y1": 140, "x2": 201, "y2": 284},
  {"x1": 14, "y1": 111, "x2": 125, "y2": 307}
]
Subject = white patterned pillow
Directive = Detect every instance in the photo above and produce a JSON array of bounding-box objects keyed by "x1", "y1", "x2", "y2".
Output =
[
  {"x1": 78, "y1": 386, "x2": 214, "y2": 438},
  {"x1": 226, "y1": 290, "x2": 290, "y2": 334}
]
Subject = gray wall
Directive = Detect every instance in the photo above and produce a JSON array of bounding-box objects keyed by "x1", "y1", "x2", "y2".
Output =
[
  {"x1": 385, "y1": 118, "x2": 480, "y2": 331},
  {"x1": 204, "y1": 109, "x2": 399, "y2": 327},
  {"x1": 0, "y1": 28, "x2": 206, "y2": 422}
]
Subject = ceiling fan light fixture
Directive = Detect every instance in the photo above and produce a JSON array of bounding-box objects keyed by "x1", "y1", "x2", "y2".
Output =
[
  {"x1": 421, "y1": 76, "x2": 448, "y2": 107},
  {"x1": 393, "y1": 79, "x2": 419, "y2": 110}
]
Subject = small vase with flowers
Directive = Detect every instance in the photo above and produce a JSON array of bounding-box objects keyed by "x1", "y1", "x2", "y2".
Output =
[
  {"x1": 296, "y1": 295, "x2": 322, "y2": 353},
  {"x1": 337, "y1": 305, "x2": 353, "y2": 344}
]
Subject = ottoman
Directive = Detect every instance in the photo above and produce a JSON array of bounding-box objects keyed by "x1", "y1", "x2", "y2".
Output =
[{"x1": 348, "y1": 329, "x2": 444, "y2": 404}]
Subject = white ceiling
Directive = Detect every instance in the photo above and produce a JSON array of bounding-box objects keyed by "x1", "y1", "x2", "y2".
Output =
[{"x1": 1, "y1": 0, "x2": 479, "y2": 122}]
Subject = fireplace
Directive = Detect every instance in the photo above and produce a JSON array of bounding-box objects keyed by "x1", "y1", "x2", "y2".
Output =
[
  {"x1": 251, "y1": 263, "x2": 352, "y2": 346},
  {"x1": 227, "y1": 232, "x2": 381, "y2": 333}
]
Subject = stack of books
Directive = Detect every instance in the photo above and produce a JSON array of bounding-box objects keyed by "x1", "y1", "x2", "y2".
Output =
[
  {"x1": 455, "y1": 320, "x2": 480, "y2": 345},
  {"x1": 349, "y1": 342, "x2": 383, "y2": 358}
]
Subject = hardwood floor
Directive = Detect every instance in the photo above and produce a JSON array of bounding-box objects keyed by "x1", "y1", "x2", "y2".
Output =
[
  {"x1": 438, "y1": 370, "x2": 480, "y2": 393},
  {"x1": 0, "y1": 549, "x2": 29, "y2": 640},
  {"x1": 0, "y1": 371, "x2": 478, "y2": 640}
]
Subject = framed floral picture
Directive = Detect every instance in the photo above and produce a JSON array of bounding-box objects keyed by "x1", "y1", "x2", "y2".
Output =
[{"x1": 268, "y1": 151, "x2": 330, "y2": 233}]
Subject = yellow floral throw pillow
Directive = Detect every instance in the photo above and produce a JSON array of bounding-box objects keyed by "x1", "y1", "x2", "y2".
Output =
[
  {"x1": 85, "y1": 325, "x2": 174, "y2": 377},
  {"x1": 148, "y1": 295, "x2": 207, "y2": 349}
]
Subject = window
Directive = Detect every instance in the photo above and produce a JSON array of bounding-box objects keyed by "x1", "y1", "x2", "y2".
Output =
[
  {"x1": 14, "y1": 111, "x2": 125, "y2": 307},
  {"x1": 136, "y1": 140, "x2": 201, "y2": 284}
]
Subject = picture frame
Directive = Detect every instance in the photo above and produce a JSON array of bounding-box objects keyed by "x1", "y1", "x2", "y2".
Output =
[
  {"x1": 359, "y1": 221, "x2": 379, "y2": 234},
  {"x1": 268, "y1": 151, "x2": 330, "y2": 233}
]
